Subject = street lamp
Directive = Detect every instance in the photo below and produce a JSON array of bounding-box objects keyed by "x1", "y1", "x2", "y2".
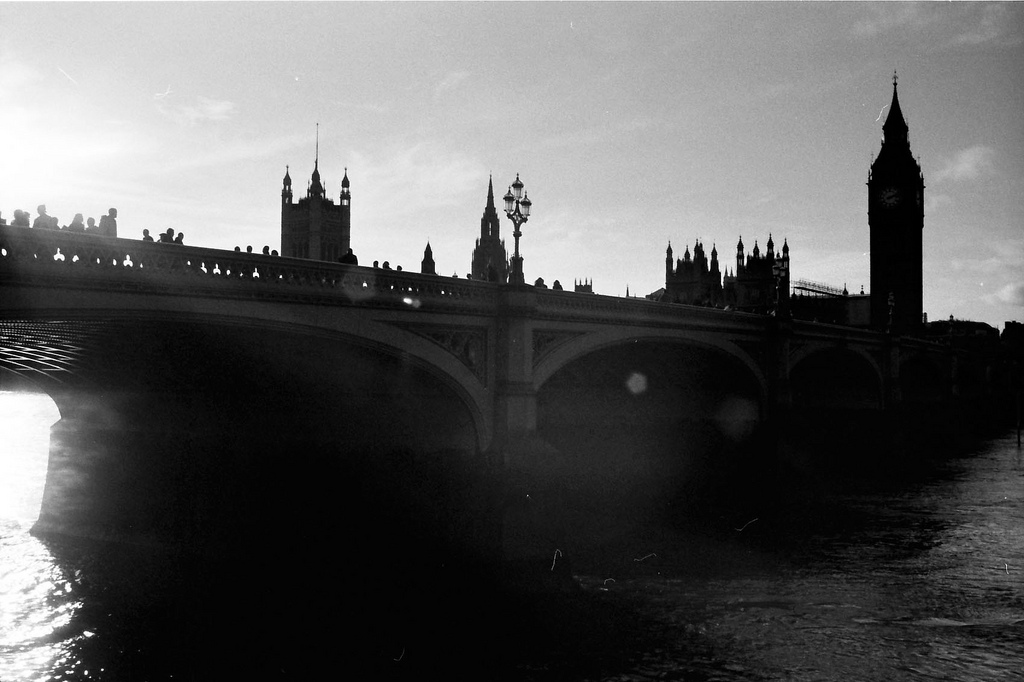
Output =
[
  {"x1": 503, "y1": 173, "x2": 532, "y2": 285},
  {"x1": 772, "y1": 258, "x2": 789, "y2": 317}
]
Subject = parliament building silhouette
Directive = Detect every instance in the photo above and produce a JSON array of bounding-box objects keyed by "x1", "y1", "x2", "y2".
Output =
[{"x1": 279, "y1": 76, "x2": 925, "y2": 333}]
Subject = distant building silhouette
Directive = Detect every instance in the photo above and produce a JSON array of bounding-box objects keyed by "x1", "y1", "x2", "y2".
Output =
[
  {"x1": 470, "y1": 177, "x2": 508, "y2": 283},
  {"x1": 663, "y1": 240, "x2": 722, "y2": 306},
  {"x1": 789, "y1": 279, "x2": 871, "y2": 326},
  {"x1": 280, "y1": 136, "x2": 351, "y2": 261},
  {"x1": 869, "y1": 73, "x2": 924, "y2": 332},
  {"x1": 724, "y1": 235, "x2": 788, "y2": 313},
  {"x1": 657, "y1": 75, "x2": 926, "y2": 327},
  {"x1": 660, "y1": 235, "x2": 788, "y2": 314},
  {"x1": 421, "y1": 242, "x2": 436, "y2": 275}
]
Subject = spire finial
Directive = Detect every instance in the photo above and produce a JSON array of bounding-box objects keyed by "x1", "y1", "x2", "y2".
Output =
[
  {"x1": 486, "y1": 175, "x2": 496, "y2": 209},
  {"x1": 893, "y1": 70, "x2": 898, "y2": 87}
]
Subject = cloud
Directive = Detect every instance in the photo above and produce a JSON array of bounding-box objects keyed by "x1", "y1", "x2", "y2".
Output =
[
  {"x1": 151, "y1": 133, "x2": 309, "y2": 175},
  {"x1": 434, "y1": 70, "x2": 471, "y2": 100},
  {"x1": 352, "y1": 142, "x2": 485, "y2": 218},
  {"x1": 851, "y1": 4, "x2": 1021, "y2": 48},
  {"x1": 954, "y1": 4, "x2": 1022, "y2": 46},
  {"x1": 157, "y1": 96, "x2": 236, "y2": 126},
  {"x1": 950, "y1": 256, "x2": 1005, "y2": 274},
  {"x1": 924, "y1": 192, "x2": 953, "y2": 214},
  {"x1": 851, "y1": 5, "x2": 929, "y2": 38},
  {"x1": 932, "y1": 145, "x2": 995, "y2": 183},
  {"x1": 994, "y1": 283, "x2": 1024, "y2": 307},
  {"x1": 0, "y1": 56, "x2": 42, "y2": 97}
]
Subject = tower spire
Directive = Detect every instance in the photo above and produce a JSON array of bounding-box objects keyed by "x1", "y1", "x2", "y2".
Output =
[
  {"x1": 472, "y1": 175, "x2": 508, "y2": 281},
  {"x1": 309, "y1": 123, "x2": 324, "y2": 198},
  {"x1": 882, "y1": 73, "x2": 908, "y2": 147}
]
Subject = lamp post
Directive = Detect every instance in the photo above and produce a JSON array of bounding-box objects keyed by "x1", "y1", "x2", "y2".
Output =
[
  {"x1": 772, "y1": 257, "x2": 789, "y2": 317},
  {"x1": 887, "y1": 291, "x2": 896, "y2": 333},
  {"x1": 503, "y1": 174, "x2": 532, "y2": 285}
]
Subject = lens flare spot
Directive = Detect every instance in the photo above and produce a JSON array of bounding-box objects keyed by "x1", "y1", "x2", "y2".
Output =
[
  {"x1": 714, "y1": 396, "x2": 759, "y2": 442},
  {"x1": 625, "y1": 372, "x2": 648, "y2": 395}
]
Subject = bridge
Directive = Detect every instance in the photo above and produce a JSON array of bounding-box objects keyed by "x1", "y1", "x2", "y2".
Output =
[{"x1": 0, "y1": 224, "x2": 993, "y2": 567}]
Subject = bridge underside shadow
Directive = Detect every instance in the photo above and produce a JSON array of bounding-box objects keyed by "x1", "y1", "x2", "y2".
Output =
[
  {"x1": 3, "y1": 317, "x2": 513, "y2": 673},
  {"x1": 536, "y1": 340, "x2": 764, "y2": 547},
  {"x1": 11, "y1": 319, "x2": 493, "y2": 568},
  {"x1": 782, "y1": 346, "x2": 966, "y2": 473}
]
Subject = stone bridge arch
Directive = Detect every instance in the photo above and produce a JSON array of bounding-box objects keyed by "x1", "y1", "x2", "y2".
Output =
[
  {"x1": 533, "y1": 326, "x2": 770, "y2": 408},
  {"x1": 786, "y1": 344, "x2": 888, "y2": 458},
  {"x1": 2, "y1": 309, "x2": 493, "y2": 455},
  {"x1": 789, "y1": 344, "x2": 885, "y2": 410},
  {"x1": 215, "y1": 312, "x2": 494, "y2": 454},
  {"x1": 531, "y1": 329, "x2": 769, "y2": 530},
  {"x1": 1, "y1": 312, "x2": 495, "y2": 554}
]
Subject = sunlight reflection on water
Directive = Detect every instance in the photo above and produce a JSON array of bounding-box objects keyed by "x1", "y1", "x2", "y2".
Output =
[
  {"x1": 0, "y1": 524, "x2": 82, "y2": 681},
  {"x1": 0, "y1": 392, "x2": 78, "y2": 681}
]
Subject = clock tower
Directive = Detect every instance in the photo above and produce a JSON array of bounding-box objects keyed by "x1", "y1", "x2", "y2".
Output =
[{"x1": 868, "y1": 73, "x2": 925, "y2": 332}]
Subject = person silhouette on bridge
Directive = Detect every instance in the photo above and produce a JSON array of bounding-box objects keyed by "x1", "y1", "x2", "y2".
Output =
[
  {"x1": 98, "y1": 208, "x2": 117, "y2": 237},
  {"x1": 66, "y1": 213, "x2": 86, "y2": 232},
  {"x1": 142, "y1": 229, "x2": 154, "y2": 241},
  {"x1": 86, "y1": 217, "x2": 97, "y2": 232},
  {"x1": 173, "y1": 231, "x2": 184, "y2": 245},
  {"x1": 338, "y1": 248, "x2": 358, "y2": 265},
  {"x1": 158, "y1": 228, "x2": 175, "y2": 243},
  {"x1": 12, "y1": 210, "x2": 30, "y2": 227},
  {"x1": 33, "y1": 205, "x2": 58, "y2": 230}
]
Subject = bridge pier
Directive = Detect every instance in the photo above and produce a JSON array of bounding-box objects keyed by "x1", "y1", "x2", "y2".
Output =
[
  {"x1": 33, "y1": 389, "x2": 268, "y2": 553},
  {"x1": 490, "y1": 288, "x2": 573, "y2": 585},
  {"x1": 493, "y1": 288, "x2": 540, "y2": 458}
]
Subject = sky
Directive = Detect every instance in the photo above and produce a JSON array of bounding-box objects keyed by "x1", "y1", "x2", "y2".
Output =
[{"x1": 1, "y1": 2, "x2": 1021, "y2": 330}]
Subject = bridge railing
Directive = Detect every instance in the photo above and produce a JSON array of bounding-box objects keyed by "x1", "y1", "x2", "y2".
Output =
[
  {"x1": 532, "y1": 285, "x2": 772, "y2": 329},
  {"x1": 0, "y1": 224, "x2": 499, "y2": 312}
]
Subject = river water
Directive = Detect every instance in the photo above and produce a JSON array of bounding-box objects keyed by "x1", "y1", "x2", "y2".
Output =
[{"x1": 1, "y1": 391, "x2": 1022, "y2": 680}]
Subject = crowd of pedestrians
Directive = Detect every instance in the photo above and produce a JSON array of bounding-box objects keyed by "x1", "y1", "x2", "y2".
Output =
[
  {"x1": 2, "y1": 204, "x2": 119, "y2": 237},
  {"x1": 3, "y1": 204, "x2": 193, "y2": 245}
]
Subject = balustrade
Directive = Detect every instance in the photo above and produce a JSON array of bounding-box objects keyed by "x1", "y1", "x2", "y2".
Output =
[
  {"x1": 1, "y1": 224, "x2": 759, "y2": 324},
  {"x1": 0, "y1": 224, "x2": 497, "y2": 311}
]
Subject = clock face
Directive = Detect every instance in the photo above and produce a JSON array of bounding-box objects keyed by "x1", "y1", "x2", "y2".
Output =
[{"x1": 879, "y1": 187, "x2": 901, "y2": 207}]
